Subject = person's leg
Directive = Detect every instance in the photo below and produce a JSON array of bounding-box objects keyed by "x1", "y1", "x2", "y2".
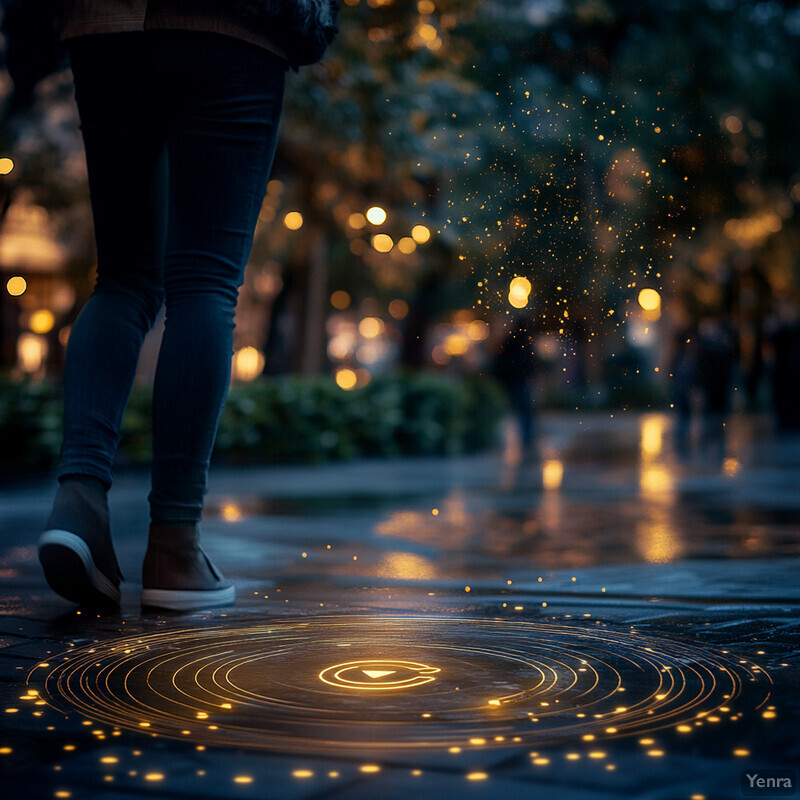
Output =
[
  {"x1": 40, "y1": 34, "x2": 167, "y2": 605},
  {"x1": 58, "y1": 34, "x2": 167, "y2": 486},
  {"x1": 141, "y1": 32, "x2": 286, "y2": 609}
]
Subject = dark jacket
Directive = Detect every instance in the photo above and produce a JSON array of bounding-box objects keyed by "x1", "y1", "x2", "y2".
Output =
[
  {"x1": 62, "y1": 0, "x2": 339, "y2": 69},
  {"x1": 61, "y1": 0, "x2": 288, "y2": 60}
]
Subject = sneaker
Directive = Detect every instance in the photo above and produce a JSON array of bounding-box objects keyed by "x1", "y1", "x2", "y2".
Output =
[
  {"x1": 38, "y1": 479, "x2": 123, "y2": 606},
  {"x1": 141, "y1": 524, "x2": 235, "y2": 611}
]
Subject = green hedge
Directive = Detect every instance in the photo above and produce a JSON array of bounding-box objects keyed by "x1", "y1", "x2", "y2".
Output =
[{"x1": 0, "y1": 372, "x2": 508, "y2": 473}]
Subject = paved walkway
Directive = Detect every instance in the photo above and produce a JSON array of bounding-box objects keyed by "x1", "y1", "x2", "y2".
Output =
[{"x1": 0, "y1": 412, "x2": 798, "y2": 799}]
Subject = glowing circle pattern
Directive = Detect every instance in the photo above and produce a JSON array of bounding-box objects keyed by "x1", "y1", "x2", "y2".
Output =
[{"x1": 30, "y1": 616, "x2": 771, "y2": 753}]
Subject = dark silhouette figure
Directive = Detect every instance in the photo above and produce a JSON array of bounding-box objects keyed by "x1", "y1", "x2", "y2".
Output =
[
  {"x1": 493, "y1": 318, "x2": 539, "y2": 452},
  {"x1": 695, "y1": 316, "x2": 738, "y2": 464}
]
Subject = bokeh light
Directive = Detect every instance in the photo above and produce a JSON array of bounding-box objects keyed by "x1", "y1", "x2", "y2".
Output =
[
  {"x1": 284, "y1": 211, "x2": 304, "y2": 230},
  {"x1": 6, "y1": 276, "x2": 27, "y2": 296},
  {"x1": 366, "y1": 206, "x2": 387, "y2": 225},
  {"x1": 29, "y1": 310, "x2": 55, "y2": 335}
]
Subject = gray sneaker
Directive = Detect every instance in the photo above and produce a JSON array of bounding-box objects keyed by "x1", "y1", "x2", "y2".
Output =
[
  {"x1": 38, "y1": 479, "x2": 123, "y2": 606},
  {"x1": 141, "y1": 524, "x2": 235, "y2": 611}
]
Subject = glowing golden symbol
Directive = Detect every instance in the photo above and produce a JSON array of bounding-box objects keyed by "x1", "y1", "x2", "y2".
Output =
[{"x1": 318, "y1": 660, "x2": 441, "y2": 691}]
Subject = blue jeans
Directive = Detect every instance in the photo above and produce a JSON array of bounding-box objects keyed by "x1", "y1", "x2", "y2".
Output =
[{"x1": 59, "y1": 31, "x2": 286, "y2": 523}]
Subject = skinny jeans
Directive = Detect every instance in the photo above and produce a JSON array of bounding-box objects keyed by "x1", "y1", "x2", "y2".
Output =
[{"x1": 59, "y1": 30, "x2": 286, "y2": 523}]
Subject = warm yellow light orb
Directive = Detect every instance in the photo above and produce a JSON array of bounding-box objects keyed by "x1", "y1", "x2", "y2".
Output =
[
  {"x1": 443, "y1": 334, "x2": 469, "y2": 356},
  {"x1": 284, "y1": 211, "x2": 304, "y2": 230},
  {"x1": 335, "y1": 368, "x2": 358, "y2": 390},
  {"x1": 411, "y1": 224, "x2": 431, "y2": 243},
  {"x1": 366, "y1": 206, "x2": 387, "y2": 225},
  {"x1": 232, "y1": 346, "x2": 264, "y2": 382},
  {"x1": 0, "y1": 158, "x2": 14, "y2": 175},
  {"x1": 330, "y1": 290, "x2": 351, "y2": 310},
  {"x1": 358, "y1": 316, "x2": 384, "y2": 338},
  {"x1": 29, "y1": 309, "x2": 55, "y2": 334},
  {"x1": 6, "y1": 276, "x2": 27, "y2": 296},
  {"x1": 638, "y1": 288, "x2": 661, "y2": 312},
  {"x1": 508, "y1": 276, "x2": 532, "y2": 309},
  {"x1": 348, "y1": 212, "x2": 366, "y2": 229},
  {"x1": 509, "y1": 276, "x2": 532, "y2": 295},
  {"x1": 397, "y1": 236, "x2": 417, "y2": 254},
  {"x1": 418, "y1": 22, "x2": 438, "y2": 41},
  {"x1": 371, "y1": 233, "x2": 394, "y2": 253}
]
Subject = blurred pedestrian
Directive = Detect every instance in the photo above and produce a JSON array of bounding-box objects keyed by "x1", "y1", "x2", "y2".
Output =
[
  {"x1": 493, "y1": 317, "x2": 539, "y2": 453},
  {"x1": 27, "y1": 1, "x2": 339, "y2": 610},
  {"x1": 695, "y1": 314, "x2": 737, "y2": 464},
  {"x1": 669, "y1": 326, "x2": 697, "y2": 459},
  {"x1": 767, "y1": 295, "x2": 800, "y2": 432}
]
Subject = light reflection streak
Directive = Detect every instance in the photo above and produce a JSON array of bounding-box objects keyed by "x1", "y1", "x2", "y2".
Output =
[{"x1": 30, "y1": 616, "x2": 771, "y2": 754}]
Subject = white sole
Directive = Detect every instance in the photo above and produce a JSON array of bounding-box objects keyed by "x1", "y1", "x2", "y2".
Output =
[
  {"x1": 141, "y1": 585, "x2": 236, "y2": 611},
  {"x1": 38, "y1": 529, "x2": 121, "y2": 604}
]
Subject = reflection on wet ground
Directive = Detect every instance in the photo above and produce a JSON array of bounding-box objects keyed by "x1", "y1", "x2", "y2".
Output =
[{"x1": 0, "y1": 411, "x2": 798, "y2": 799}]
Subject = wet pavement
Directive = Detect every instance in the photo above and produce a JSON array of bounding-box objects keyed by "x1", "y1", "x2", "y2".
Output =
[{"x1": 0, "y1": 411, "x2": 798, "y2": 799}]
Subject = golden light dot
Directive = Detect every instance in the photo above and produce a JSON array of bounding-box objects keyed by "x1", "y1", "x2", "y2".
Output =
[
  {"x1": 647, "y1": 750, "x2": 664, "y2": 757},
  {"x1": 589, "y1": 752, "x2": 606, "y2": 759},
  {"x1": 639, "y1": 738, "x2": 654, "y2": 745},
  {"x1": 543, "y1": 459, "x2": 564, "y2": 490},
  {"x1": 449, "y1": 747, "x2": 462, "y2": 754},
  {"x1": 469, "y1": 738, "x2": 486, "y2": 745},
  {"x1": 0, "y1": 747, "x2": 12, "y2": 755},
  {"x1": 144, "y1": 773, "x2": 164, "y2": 781},
  {"x1": 388, "y1": 298, "x2": 409, "y2": 319},
  {"x1": 566, "y1": 753, "x2": 580, "y2": 761},
  {"x1": 733, "y1": 748, "x2": 750, "y2": 757},
  {"x1": 284, "y1": 211, "x2": 303, "y2": 230},
  {"x1": 100, "y1": 756, "x2": 118, "y2": 764},
  {"x1": 335, "y1": 368, "x2": 358, "y2": 390},
  {"x1": 431, "y1": 508, "x2": 439, "y2": 516},
  {"x1": 6, "y1": 276, "x2": 26, "y2": 297},
  {"x1": 0, "y1": 157, "x2": 14, "y2": 175},
  {"x1": 234, "y1": 775, "x2": 254, "y2": 784},
  {"x1": 4, "y1": 708, "x2": 18, "y2": 714},
  {"x1": 221, "y1": 503, "x2": 242, "y2": 522},
  {"x1": 292, "y1": 770, "x2": 313, "y2": 779},
  {"x1": 532, "y1": 758, "x2": 549, "y2": 766},
  {"x1": 418, "y1": 22, "x2": 438, "y2": 41},
  {"x1": 466, "y1": 772, "x2": 488, "y2": 781},
  {"x1": 397, "y1": 236, "x2": 417, "y2": 254},
  {"x1": 329, "y1": 771, "x2": 340, "y2": 778},
  {"x1": 359, "y1": 764, "x2": 381, "y2": 773},
  {"x1": 411, "y1": 769, "x2": 422, "y2": 776},
  {"x1": 232, "y1": 346, "x2": 264, "y2": 382},
  {"x1": 411, "y1": 224, "x2": 431, "y2": 243},
  {"x1": 29, "y1": 309, "x2": 55, "y2": 334},
  {"x1": 581, "y1": 734, "x2": 595, "y2": 741},
  {"x1": 348, "y1": 212, "x2": 367, "y2": 229},
  {"x1": 371, "y1": 233, "x2": 394, "y2": 253},
  {"x1": 677, "y1": 725, "x2": 692, "y2": 733},
  {"x1": 331, "y1": 290, "x2": 351, "y2": 309},
  {"x1": 464, "y1": 586, "x2": 471, "y2": 592},
  {"x1": 638, "y1": 288, "x2": 661, "y2": 312},
  {"x1": 366, "y1": 206, "x2": 387, "y2": 225},
  {"x1": 63, "y1": 745, "x2": 76, "y2": 751},
  {"x1": 358, "y1": 316, "x2": 384, "y2": 338},
  {"x1": 762, "y1": 710, "x2": 776, "y2": 719},
  {"x1": 54, "y1": 793, "x2": 71, "y2": 799}
]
